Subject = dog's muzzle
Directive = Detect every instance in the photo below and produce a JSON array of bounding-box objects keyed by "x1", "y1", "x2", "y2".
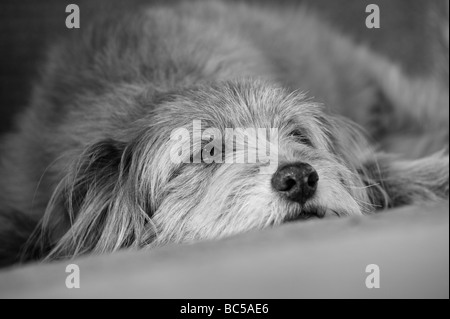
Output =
[{"x1": 271, "y1": 162, "x2": 319, "y2": 205}]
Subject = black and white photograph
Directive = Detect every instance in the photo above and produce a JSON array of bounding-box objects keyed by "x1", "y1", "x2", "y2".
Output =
[{"x1": 0, "y1": 0, "x2": 448, "y2": 301}]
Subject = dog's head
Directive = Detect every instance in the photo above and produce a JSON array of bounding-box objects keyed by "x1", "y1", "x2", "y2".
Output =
[
  {"x1": 27, "y1": 80, "x2": 448, "y2": 261},
  {"x1": 136, "y1": 80, "x2": 376, "y2": 243}
]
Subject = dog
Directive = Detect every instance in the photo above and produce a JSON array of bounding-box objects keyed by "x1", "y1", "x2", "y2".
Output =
[{"x1": 0, "y1": 0, "x2": 448, "y2": 266}]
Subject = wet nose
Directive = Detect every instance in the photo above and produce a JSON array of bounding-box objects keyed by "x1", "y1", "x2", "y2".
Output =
[{"x1": 271, "y1": 163, "x2": 319, "y2": 204}]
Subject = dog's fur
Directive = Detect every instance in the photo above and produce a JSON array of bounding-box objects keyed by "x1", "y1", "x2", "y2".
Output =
[{"x1": 0, "y1": 0, "x2": 448, "y2": 266}]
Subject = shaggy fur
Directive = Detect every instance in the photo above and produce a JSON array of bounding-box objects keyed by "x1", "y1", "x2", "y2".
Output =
[{"x1": 0, "y1": 0, "x2": 448, "y2": 266}]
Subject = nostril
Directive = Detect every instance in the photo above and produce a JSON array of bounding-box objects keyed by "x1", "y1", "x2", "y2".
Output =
[
  {"x1": 283, "y1": 177, "x2": 297, "y2": 192},
  {"x1": 307, "y1": 171, "x2": 319, "y2": 189},
  {"x1": 272, "y1": 173, "x2": 297, "y2": 192}
]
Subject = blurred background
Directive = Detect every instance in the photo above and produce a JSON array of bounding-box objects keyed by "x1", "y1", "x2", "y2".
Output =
[{"x1": 0, "y1": 0, "x2": 448, "y2": 134}]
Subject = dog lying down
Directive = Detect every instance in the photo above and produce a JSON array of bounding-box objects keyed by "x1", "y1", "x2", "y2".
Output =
[{"x1": 0, "y1": 1, "x2": 448, "y2": 266}]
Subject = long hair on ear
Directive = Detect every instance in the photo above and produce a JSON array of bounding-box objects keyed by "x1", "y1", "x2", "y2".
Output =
[
  {"x1": 22, "y1": 138, "x2": 158, "y2": 262},
  {"x1": 321, "y1": 112, "x2": 390, "y2": 213},
  {"x1": 328, "y1": 114, "x2": 449, "y2": 210},
  {"x1": 322, "y1": 108, "x2": 448, "y2": 211},
  {"x1": 360, "y1": 150, "x2": 449, "y2": 209}
]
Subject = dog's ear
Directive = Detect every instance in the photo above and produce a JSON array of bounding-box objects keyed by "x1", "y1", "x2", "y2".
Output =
[
  {"x1": 359, "y1": 151, "x2": 449, "y2": 209},
  {"x1": 360, "y1": 69, "x2": 449, "y2": 158},
  {"x1": 321, "y1": 38, "x2": 448, "y2": 158},
  {"x1": 23, "y1": 139, "x2": 157, "y2": 261}
]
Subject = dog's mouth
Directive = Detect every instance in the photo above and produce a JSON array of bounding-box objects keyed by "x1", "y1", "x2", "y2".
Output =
[{"x1": 283, "y1": 207, "x2": 340, "y2": 223}]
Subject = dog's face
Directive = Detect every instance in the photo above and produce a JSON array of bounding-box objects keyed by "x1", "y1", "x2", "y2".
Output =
[{"x1": 122, "y1": 80, "x2": 374, "y2": 245}]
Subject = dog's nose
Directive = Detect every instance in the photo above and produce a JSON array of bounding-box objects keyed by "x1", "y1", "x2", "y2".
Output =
[{"x1": 271, "y1": 163, "x2": 319, "y2": 204}]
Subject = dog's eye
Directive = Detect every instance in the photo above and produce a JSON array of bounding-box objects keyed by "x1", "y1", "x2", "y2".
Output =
[{"x1": 289, "y1": 130, "x2": 313, "y2": 147}]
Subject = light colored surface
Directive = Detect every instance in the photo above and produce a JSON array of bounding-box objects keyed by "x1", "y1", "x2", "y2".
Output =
[{"x1": 0, "y1": 202, "x2": 448, "y2": 299}]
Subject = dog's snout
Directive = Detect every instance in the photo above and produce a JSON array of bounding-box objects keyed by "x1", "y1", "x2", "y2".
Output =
[{"x1": 271, "y1": 163, "x2": 319, "y2": 204}]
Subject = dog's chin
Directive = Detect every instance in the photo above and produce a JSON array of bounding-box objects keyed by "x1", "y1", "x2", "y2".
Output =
[{"x1": 283, "y1": 206, "x2": 341, "y2": 223}]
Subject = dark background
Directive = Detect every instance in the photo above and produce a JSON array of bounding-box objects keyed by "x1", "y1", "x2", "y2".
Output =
[{"x1": 0, "y1": 0, "x2": 448, "y2": 134}]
